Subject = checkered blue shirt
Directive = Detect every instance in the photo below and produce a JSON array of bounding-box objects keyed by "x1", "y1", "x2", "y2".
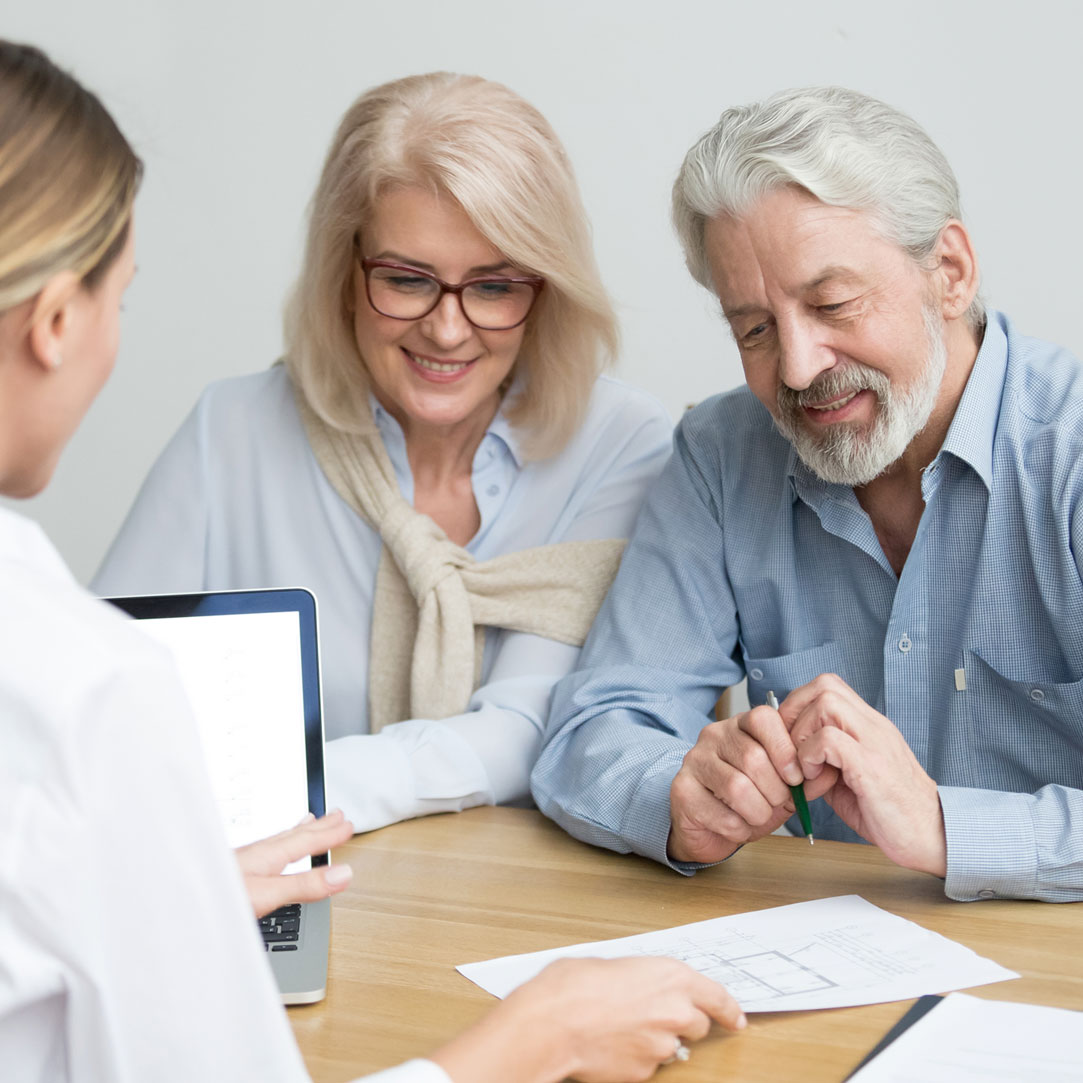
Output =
[{"x1": 532, "y1": 312, "x2": 1083, "y2": 902}]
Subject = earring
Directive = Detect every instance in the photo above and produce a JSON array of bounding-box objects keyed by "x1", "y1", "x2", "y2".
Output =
[{"x1": 51, "y1": 351, "x2": 63, "y2": 370}]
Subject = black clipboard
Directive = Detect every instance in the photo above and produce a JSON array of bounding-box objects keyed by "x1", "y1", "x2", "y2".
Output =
[{"x1": 843, "y1": 995, "x2": 945, "y2": 1079}]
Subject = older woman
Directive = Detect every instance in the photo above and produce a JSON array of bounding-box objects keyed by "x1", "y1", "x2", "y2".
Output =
[
  {"x1": 0, "y1": 38, "x2": 744, "y2": 1083},
  {"x1": 93, "y1": 73, "x2": 672, "y2": 833}
]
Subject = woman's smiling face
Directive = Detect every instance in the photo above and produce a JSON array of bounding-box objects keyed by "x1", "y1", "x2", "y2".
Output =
[{"x1": 352, "y1": 186, "x2": 528, "y2": 441}]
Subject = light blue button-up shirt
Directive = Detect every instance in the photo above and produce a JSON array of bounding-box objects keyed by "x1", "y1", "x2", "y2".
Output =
[
  {"x1": 93, "y1": 366, "x2": 673, "y2": 833},
  {"x1": 533, "y1": 312, "x2": 1083, "y2": 902}
]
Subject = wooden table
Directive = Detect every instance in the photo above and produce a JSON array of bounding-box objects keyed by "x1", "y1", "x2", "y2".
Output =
[{"x1": 290, "y1": 807, "x2": 1083, "y2": 1082}]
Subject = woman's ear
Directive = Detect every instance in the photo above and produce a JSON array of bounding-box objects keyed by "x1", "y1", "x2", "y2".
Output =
[{"x1": 26, "y1": 270, "x2": 81, "y2": 371}]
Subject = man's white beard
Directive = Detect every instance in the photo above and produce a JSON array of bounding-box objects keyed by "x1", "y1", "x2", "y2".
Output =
[{"x1": 773, "y1": 305, "x2": 948, "y2": 487}]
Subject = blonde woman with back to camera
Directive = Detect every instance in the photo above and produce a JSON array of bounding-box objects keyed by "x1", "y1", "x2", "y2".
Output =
[
  {"x1": 93, "y1": 72, "x2": 674, "y2": 834},
  {"x1": 0, "y1": 42, "x2": 745, "y2": 1082}
]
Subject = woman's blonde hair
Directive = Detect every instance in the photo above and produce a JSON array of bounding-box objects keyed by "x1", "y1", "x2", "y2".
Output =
[
  {"x1": 0, "y1": 41, "x2": 141, "y2": 314},
  {"x1": 284, "y1": 72, "x2": 617, "y2": 459}
]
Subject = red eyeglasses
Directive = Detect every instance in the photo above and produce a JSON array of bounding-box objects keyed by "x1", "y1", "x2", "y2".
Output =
[{"x1": 359, "y1": 258, "x2": 544, "y2": 331}]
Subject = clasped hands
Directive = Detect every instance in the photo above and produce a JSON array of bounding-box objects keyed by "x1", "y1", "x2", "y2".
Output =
[{"x1": 668, "y1": 674, "x2": 947, "y2": 876}]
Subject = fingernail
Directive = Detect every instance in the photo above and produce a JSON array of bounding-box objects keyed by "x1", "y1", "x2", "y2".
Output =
[
  {"x1": 784, "y1": 762, "x2": 803, "y2": 786},
  {"x1": 736, "y1": 1013, "x2": 747, "y2": 1029},
  {"x1": 296, "y1": 811, "x2": 316, "y2": 826},
  {"x1": 325, "y1": 864, "x2": 353, "y2": 886}
]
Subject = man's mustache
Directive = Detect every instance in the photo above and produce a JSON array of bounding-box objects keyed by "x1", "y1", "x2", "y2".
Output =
[{"x1": 778, "y1": 364, "x2": 889, "y2": 413}]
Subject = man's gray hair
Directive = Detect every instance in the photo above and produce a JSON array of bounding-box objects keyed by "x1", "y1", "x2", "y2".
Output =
[{"x1": 672, "y1": 86, "x2": 984, "y2": 331}]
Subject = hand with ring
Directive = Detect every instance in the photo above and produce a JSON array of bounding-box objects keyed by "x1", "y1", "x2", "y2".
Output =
[
  {"x1": 661, "y1": 1037, "x2": 692, "y2": 1065},
  {"x1": 431, "y1": 955, "x2": 743, "y2": 1081}
]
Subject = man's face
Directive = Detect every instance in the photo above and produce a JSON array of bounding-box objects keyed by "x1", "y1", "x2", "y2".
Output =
[{"x1": 704, "y1": 186, "x2": 948, "y2": 486}]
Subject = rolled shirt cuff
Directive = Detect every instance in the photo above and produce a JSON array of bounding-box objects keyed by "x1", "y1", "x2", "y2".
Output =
[{"x1": 325, "y1": 725, "x2": 493, "y2": 835}]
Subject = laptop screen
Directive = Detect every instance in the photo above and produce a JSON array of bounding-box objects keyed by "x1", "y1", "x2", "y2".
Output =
[{"x1": 105, "y1": 589, "x2": 326, "y2": 868}]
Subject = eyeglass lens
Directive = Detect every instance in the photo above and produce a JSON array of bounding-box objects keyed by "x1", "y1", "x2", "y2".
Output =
[{"x1": 367, "y1": 266, "x2": 536, "y2": 330}]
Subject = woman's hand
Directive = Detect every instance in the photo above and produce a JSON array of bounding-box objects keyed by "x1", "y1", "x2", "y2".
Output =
[
  {"x1": 234, "y1": 809, "x2": 355, "y2": 918},
  {"x1": 432, "y1": 955, "x2": 746, "y2": 1083}
]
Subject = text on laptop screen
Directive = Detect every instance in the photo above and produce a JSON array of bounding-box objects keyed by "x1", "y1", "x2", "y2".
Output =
[{"x1": 135, "y1": 611, "x2": 311, "y2": 862}]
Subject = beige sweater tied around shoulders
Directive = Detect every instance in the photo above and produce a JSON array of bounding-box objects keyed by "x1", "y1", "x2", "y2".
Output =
[{"x1": 295, "y1": 389, "x2": 626, "y2": 732}]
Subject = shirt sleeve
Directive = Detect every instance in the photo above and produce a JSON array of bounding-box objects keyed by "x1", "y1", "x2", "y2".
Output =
[
  {"x1": 531, "y1": 415, "x2": 747, "y2": 867},
  {"x1": 939, "y1": 785, "x2": 1083, "y2": 901},
  {"x1": 937, "y1": 484, "x2": 1083, "y2": 903},
  {"x1": 53, "y1": 644, "x2": 310, "y2": 1080},
  {"x1": 328, "y1": 394, "x2": 674, "y2": 833},
  {"x1": 352, "y1": 1059, "x2": 452, "y2": 1083},
  {"x1": 937, "y1": 486, "x2": 1083, "y2": 902},
  {"x1": 326, "y1": 641, "x2": 577, "y2": 832}
]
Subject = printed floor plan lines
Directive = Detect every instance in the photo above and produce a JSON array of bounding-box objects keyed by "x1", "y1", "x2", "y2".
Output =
[
  {"x1": 459, "y1": 896, "x2": 1019, "y2": 1012},
  {"x1": 653, "y1": 941, "x2": 839, "y2": 1003}
]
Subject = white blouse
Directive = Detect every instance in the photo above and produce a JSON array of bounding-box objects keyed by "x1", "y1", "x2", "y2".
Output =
[
  {"x1": 0, "y1": 506, "x2": 449, "y2": 1083},
  {"x1": 92, "y1": 367, "x2": 673, "y2": 833}
]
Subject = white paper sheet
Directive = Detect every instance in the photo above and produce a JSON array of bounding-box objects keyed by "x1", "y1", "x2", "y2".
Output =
[
  {"x1": 457, "y1": 895, "x2": 1017, "y2": 1012},
  {"x1": 848, "y1": 992, "x2": 1083, "y2": 1081}
]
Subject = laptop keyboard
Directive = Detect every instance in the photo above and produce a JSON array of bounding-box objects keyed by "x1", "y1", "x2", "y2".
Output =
[{"x1": 260, "y1": 904, "x2": 301, "y2": 952}]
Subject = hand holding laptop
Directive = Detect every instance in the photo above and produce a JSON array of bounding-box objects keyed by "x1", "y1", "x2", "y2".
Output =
[
  {"x1": 236, "y1": 810, "x2": 355, "y2": 919},
  {"x1": 109, "y1": 587, "x2": 341, "y2": 1004}
]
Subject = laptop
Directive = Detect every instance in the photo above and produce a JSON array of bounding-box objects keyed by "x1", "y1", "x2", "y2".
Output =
[{"x1": 104, "y1": 587, "x2": 331, "y2": 1005}]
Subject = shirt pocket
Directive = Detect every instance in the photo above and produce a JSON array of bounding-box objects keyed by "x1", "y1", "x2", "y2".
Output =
[
  {"x1": 744, "y1": 641, "x2": 845, "y2": 708},
  {"x1": 963, "y1": 646, "x2": 1083, "y2": 790}
]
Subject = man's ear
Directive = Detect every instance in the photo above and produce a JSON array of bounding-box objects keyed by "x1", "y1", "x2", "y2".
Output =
[
  {"x1": 26, "y1": 270, "x2": 81, "y2": 371},
  {"x1": 933, "y1": 220, "x2": 980, "y2": 322}
]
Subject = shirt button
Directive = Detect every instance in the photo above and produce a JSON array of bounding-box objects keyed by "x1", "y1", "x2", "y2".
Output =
[
  {"x1": 486, "y1": 484, "x2": 500, "y2": 497},
  {"x1": 898, "y1": 634, "x2": 912, "y2": 653},
  {"x1": 977, "y1": 889, "x2": 996, "y2": 900},
  {"x1": 749, "y1": 668, "x2": 764, "y2": 681},
  {"x1": 1030, "y1": 688, "x2": 1045, "y2": 702}
]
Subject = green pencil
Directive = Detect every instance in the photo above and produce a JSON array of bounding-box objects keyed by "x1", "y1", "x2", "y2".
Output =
[{"x1": 767, "y1": 690, "x2": 814, "y2": 845}]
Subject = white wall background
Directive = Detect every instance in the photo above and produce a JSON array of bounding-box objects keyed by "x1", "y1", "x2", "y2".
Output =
[{"x1": 6, "y1": 0, "x2": 1083, "y2": 583}]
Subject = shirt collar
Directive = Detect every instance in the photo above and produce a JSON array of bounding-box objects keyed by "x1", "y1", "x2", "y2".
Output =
[
  {"x1": 935, "y1": 312, "x2": 1007, "y2": 492},
  {"x1": 485, "y1": 405, "x2": 525, "y2": 468},
  {"x1": 369, "y1": 391, "x2": 525, "y2": 469}
]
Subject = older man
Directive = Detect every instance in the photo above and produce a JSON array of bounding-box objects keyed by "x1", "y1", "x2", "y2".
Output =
[{"x1": 531, "y1": 87, "x2": 1083, "y2": 902}]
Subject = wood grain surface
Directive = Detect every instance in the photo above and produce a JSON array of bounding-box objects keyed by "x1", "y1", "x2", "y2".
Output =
[{"x1": 289, "y1": 807, "x2": 1083, "y2": 1082}]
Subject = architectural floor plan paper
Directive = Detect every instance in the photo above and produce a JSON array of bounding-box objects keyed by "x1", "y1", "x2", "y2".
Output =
[{"x1": 457, "y1": 896, "x2": 1018, "y2": 1011}]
